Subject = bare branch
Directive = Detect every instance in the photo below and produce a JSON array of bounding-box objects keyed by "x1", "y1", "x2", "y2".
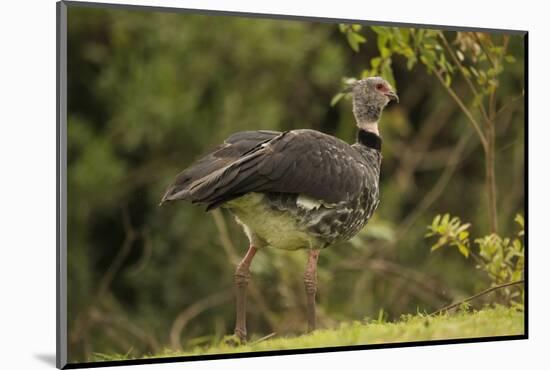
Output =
[
  {"x1": 439, "y1": 32, "x2": 490, "y2": 124},
  {"x1": 98, "y1": 207, "x2": 136, "y2": 299},
  {"x1": 251, "y1": 332, "x2": 277, "y2": 344},
  {"x1": 169, "y1": 290, "x2": 232, "y2": 351},
  {"x1": 431, "y1": 280, "x2": 524, "y2": 316},
  {"x1": 496, "y1": 93, "x2": 524, "y2": 118},
  {"x1": 396, "y1": 130, "x2": 474, "y2": 239},
  {"x1": 473, "y1": 33, "x2": 497, "y2": 68},
  {"x1": 433, "y1": 69, "x2": 488, "y2": 151}
]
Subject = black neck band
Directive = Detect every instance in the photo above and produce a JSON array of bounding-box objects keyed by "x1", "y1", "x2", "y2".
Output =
[{"x1": 357, "y1": 129, "x2": 382, "y2": 151}]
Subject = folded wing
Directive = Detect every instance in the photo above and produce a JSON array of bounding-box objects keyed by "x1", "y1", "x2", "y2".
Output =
[{"x1": 161, "y1": 129, "x2": 367, "y2": 210}]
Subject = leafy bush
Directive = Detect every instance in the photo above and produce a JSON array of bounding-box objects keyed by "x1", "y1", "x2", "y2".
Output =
[{"x1": 426, "y1": 214, "x2": 524, "y2": 307}]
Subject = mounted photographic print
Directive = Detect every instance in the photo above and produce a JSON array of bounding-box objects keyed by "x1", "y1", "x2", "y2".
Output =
[{"x1": 57, "y1": 1, "x2": 527, "y2": 368}]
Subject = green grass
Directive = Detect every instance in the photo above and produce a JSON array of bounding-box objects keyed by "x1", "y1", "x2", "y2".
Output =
[{"x1": 91, "y1": 306, "x2": 524, "y2": 362}]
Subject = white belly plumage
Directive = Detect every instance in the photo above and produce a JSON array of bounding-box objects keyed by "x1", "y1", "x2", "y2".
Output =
[{"x1": 225, "y1": 193, "x2": 321, "y2": 250}]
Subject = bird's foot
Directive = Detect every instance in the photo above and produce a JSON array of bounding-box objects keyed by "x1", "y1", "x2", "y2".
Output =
[{"x1": 222, "y1": 333, "x2": 246, "y2": 347}]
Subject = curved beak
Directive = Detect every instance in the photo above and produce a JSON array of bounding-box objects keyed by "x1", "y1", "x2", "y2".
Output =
[{"x1": 385, "y1": 90, "x2": 399, "y2": 103}]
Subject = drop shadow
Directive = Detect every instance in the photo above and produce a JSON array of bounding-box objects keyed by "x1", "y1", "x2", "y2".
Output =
[{"x1": 34, "y1": 353, "x2": 57, "y2": 367}]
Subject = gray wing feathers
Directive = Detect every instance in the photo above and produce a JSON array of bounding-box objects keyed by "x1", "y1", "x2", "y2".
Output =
[
  {"x1": 160, "y1": 130, "x2": 279, "y2": 205},
  {"x1": 161, "y1": 129, "x2": 368, "y2": 209}
]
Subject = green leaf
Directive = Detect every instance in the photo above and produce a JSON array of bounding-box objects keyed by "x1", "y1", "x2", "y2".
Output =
[
  {"x1": 361, "y1": 69, "x2": 372, "y2": 79},
  {"x1": 399, "y1": 28, "x2": 410, "y2": 43},
  {"x1": 514, "y1": 214, "x2": 524, "y2": 228},
  {"x1": 377, "y1": 34, "x2": 389, "y2": 54},
  {"x1": 371, "y1": 26, "x2": 387, "y2": 35},
  {"x1": 355, "y1": 33, "x2": 367, "y2": 43},
  {"x1": 459, "y1": 231, "x2": 469, "y2": 241},
  {"x1": 456, "y1": 223, "x2": 471, "y2": 233},
  {"x1": 370, "y1": 57, "x2": 382, "y2": 69},
  {"x1": 346, "y1": 32, "x2": 366, "y2": 52},
  {"x1": 444, "y1": 73, "x2": 452, "y2": 87},
  {"x1": 505, "y1": 55, "x2": 516, "y2": 63},
  {"x1": 346, "y1": 32, "x2": 359, "y2": 52},
  {"x1": 457, "y1": 243, "x2": 470, "y2": 258},
  {"x1": 406, "y1": 57, "x2": 417, "y2": 70},
  {"x1": 330, "y1": 92, "x2": 346, "y2": 107},
  {"x1": 432, "y1": 214, "x2": 441, "y2": 229},
  {"x1": 381, "y1": 61, "x2": 396, "y2": 89}
]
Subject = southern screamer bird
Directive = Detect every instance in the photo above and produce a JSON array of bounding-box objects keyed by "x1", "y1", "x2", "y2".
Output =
[{"x1": 160, "y1": 77, "x2": 398, "y2": 341}]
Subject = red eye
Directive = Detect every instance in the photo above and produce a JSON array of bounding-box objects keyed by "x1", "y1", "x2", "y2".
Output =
[{"x1": 376, "y1": 83, "x2": 384, "y2": 90}]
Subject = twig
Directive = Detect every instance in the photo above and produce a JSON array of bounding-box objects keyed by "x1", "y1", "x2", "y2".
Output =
[
  {"x1": 91, "y1": 310, "x2": 160, "y2": 353},
  {"x1": 391, "y1": 101, "x2": 454, "y2": 196},
  {"x1": 496, "y1": 93, "x2": 524, "y2": 118},
  {"x1": 473, "y1": 33, "x2": 497, "y2": 68},
  {"x1": 338, "y1": 256, "x2": 451, "y2": 309},
  {"x1": 439, "y1": 32, "x2": 490, "y2": 124},
  {"x1": 169, "y1": 290, "x2": 233, "y2": 351},
  {"x1": 396, "y1": 129, "x2": 473, "y2": 239},
  {"x1": 430, "y1": 280, "x2": 524, "y2": 316},
  {"x1": 251, "y1": 332, "x2": 277, "y2": 345},
  {"x1": 211, "y1": 209, "x2": 240, "y2": 264},
  {"x1": 127, "y1": 228, "x2": 153, "y2": 276},
  {"x1": 433, "y1": 69, "x2": 488, "y2": 151},
  {"x1": 98, "y1": 207, "x2": 136, "y2": 299},
  {"x1": 368, "y1": 260, "x2": 445, "y2": 308}
]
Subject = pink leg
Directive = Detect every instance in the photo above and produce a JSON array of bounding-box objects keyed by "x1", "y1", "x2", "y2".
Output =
[
  {"x1": 304, "y1": 249, "x2": 320, "y2": 332},
  {"x1": 234, "y1": 245, "x2": 257, "y2": 341}
]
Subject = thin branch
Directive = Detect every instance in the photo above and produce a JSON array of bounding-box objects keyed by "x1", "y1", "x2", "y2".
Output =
[
  {"x1": 439, "y1": 32, "x2": 490, "y2": 124},
  {"x1": 496, "y1": 93, "x2": 524, "y2": 118},
  {"x1": 127, "y1": 228, "x2": 154, "y2": 276},
  {"x1": 251, "y1": 332, "x2": 277, "y2": 344},
  {"x1": 473, "y1": 33, "x2": 497, "y2": 68},
  {"x1": 433, "y1": 69, "x2": 488, "y2": 151},
  {"x1": 491, "y1": 34, "x2": 510, "y2": 118},
  {"x1": 367, "y1": 259, "x2": 447, "y2": 308},
  {"x1": 415, "y1": 144, "x2": 476, "y2": 171},
  {"x1": 430, "y1": 280, "x2": 524, "y2": 316},
  {"x1": 91, "y1": 310, "x2": 160, "y2": 352},
  {"x1": 98, "y1": 207, "x2": 136, "y2": 298},
  {"x1": 169, "y1": 290, "x2": 233, "y2": 351},
  {"x1": 391, "y1": 101, "x2": 454, "y2": 194},
  {"x1": 396, "y1": 130, "x2": 474, "y2": 239},
  {"x1": 211, "y1": 209, "x2": 240, "y2": 264},
  {"x1": 338, "y1": 256, "x2": 451, "y2": 306}
]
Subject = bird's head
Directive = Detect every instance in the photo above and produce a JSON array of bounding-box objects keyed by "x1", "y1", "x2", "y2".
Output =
[{"x1": 346, "y1": 76, "x2": 398, "y2": 134}]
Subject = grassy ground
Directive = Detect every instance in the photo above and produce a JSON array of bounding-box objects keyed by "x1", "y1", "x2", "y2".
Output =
[{"x1": 91, "y1": 306, "x2": 524, "y2": 362}]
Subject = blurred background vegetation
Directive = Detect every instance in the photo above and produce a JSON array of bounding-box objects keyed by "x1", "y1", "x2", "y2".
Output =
[{"x1": 66, "y1": 5, "x2": 525, "y2": 362}]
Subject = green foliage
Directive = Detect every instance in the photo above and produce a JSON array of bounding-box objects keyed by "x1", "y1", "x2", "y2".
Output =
[
  {"x1": 426, "y1": 214, "x2": 471, "y2": 257},
  {"x1": 339, "y1": 24, "x2": 366, "y2": 52},
  {"x1": 337, "y1": 27, "x2": 512, "y2": 96},
  {"x1": 338, "y1": 27, "x2": 451, "y2": 90},
  {"x1": 426, "y1": 214, "x2": 524, "y2": 305},
  {"x1": 332, "y1": 27, "x2": 457, "y2": 106},
  {"x1": 454, "y1": 33, "x2": 510, "y2": 96},
  {"x1": 475, "y1": 215, "x2": 525, "y2": 286}
]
